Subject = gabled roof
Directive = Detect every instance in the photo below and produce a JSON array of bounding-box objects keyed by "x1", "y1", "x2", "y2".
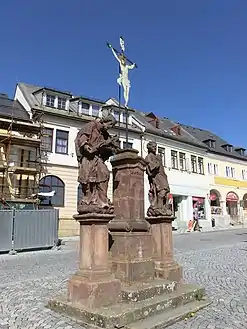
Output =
[{"x1": 181, "y1": 124, "x2": 247, "y2": 161}]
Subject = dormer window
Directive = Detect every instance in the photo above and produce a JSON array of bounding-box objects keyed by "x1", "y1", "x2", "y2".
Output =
[
  {"x1": 235, "y1": 148, "x2": 246, "y2": 156},
  {"x1": 58, "y1": 97, "x2": 66, "y2": 110},
  {"x1": 79, "y1": 102, "x2": 90, "y2": 115},
  {"x1": 46, "y1": 94, "x2": 55, "y2": 107},
  {"x1": 170, "y1": 125, "x2": 181, "y2": 136},
  {"x1": 92, "y1": 104, "x2": 100, "y2": 117},
  {"x1": 203, "y1": 139, "x2": 216, "y2": 148},
  {"x1": 222, "y1": 144, "x2": 233, "y2": 152},
  {"x1": 145, "y1": 112, "x2": 160, "y2": 129}
]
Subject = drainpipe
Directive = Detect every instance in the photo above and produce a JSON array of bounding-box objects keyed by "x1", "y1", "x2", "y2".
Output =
[{"x1": 140, "y1": 132, "x2": 144, "y2": 158}]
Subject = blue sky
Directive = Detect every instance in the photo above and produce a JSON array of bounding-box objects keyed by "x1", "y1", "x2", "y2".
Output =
[{"x1": 1, "y1": 0, "x2": 247, "y2": 147}]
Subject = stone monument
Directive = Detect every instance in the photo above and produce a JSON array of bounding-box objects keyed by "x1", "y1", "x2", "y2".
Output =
[
  {"x1": 48, "y1": 37, "x2": 210, "y2": 329},
  {"x1": 145, "y1": 141, "x2": 182, "y2": 281}
]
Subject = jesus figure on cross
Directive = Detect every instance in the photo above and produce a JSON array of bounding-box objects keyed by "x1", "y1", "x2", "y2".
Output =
[{"x1": 108, "y1": 43, "x2": 136, "y2": 108}]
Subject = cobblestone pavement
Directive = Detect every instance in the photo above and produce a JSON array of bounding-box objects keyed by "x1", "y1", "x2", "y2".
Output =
[{"x1": 1, "y1": 229, "x2": 247, "y2": 329}]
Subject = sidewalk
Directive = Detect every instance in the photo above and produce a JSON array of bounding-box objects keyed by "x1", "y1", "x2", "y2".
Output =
[
  {"x1": 61, "y1": 223, "x2": 247, "y2": 242},
  {"x1": 173, "y1": 223, "x2": 247, "y2": 235}
]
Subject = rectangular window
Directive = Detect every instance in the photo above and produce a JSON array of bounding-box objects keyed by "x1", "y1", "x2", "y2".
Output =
[
  {"x1": 92, "y1": 104, "x2": 100, "y2": 117},
  {"x1": 231, "y1": 167, "x2": 235, "y2": 178},
  {"x1": 158, "y1": 147, "x2": 166, "y2": 166},
  {"x1": 198, "y1": 157, "x2": 204, "y2": 174},
  {"x1": 42, "y1": 128, "x2": 53, "y2": 152},
  {"x1": 208, "y1": 163, "x2": 212, "y2": 174},
  {"x1": 213, "y1": 164, "x2": 218, "y2": 175},
  {"x1": 46, "y1": 94, "x2": 55, "y2": 107},
  {"x1": 179, "y1": 152, "x2": 186, "y2": 170},
  {"x1": 242, "y1": 169, "x2": 247, "y2": 180},
  {"x1": 79, "y1": 102, "x2": 90, "y2": 115},
  {"x1": 191, "y1": 155, "x2": 197, "y2": 173},
  {"x1": 55, "y1": 130, "x2": 69, "y2": 154},
  {"x1": 226, "y1": 166, "x2": 230, "y2": 177},
  {"x1": 113, "y1": 111, "x2": 120, "y2": 121},
  {"x1": 57, "y1": 97, "x2": 66, "y2": 109},
  {"x1": 171, "y1": 150, "x2": 178, "y2": 169},
  {"x1": 123, "y1": 141, "x2": 133, "y2": 149}
]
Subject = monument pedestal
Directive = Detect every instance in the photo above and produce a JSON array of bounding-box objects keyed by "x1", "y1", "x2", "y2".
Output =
[
  {"x1": 147, "y1": 216, "x2": 182, "y2": 282},
  {"x1": 110, "y1": 231, "x2": 154, "y2": 283},
  {"x1": 48, "y1": 149, "x2": 210, "y2": 329},
  {"x1": 109, "y1": 149, "x2": 154, "y2": 283},
  {"x1": 51, "y1": 213, "x2": 121, "y2": 310}
]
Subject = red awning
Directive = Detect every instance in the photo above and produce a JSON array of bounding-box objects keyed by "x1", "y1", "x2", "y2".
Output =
[
  {"x1": 210, "y1": 193, "x2": 218, "y2": 201},
  {"x1": 226, "y1": 192, "x2": 238, "y2": 202}
]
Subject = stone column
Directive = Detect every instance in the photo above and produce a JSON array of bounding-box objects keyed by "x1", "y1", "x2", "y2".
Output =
[
  {"x1": 147, "y1": 216, "x2": 182, "y2": 282},
  {"x1": 68, "y1": 213, "x2": 121, "y2": 309},
  {"x1": 109, "y1": 149, "x2": 154, "y2": 284}
]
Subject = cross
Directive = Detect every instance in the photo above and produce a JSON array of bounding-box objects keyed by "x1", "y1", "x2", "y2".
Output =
[{"x1": 107, "y1": 37, "x2": 137, "y2": 145}]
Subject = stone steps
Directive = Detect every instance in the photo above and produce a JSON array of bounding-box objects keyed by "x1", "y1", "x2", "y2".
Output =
[
  {"x1": 126, "y1": 299, "x2": 211, "y2": 329},
  {"x1": 121, "y1": 279, "x2": 178, "y2": 302},
  {"x1": 48, "y1": 283, "x2": 209, "y2": 328}
]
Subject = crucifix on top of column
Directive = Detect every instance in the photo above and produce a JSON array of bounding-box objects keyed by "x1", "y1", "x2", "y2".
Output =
[{"x1": 107, "y1": 36, "x2": 137, "y2": 144}]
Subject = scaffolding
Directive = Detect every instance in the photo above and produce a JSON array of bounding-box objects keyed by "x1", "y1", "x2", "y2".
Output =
[{"x1": 0, "y1": 103, "x2": 45, "y2": 209}]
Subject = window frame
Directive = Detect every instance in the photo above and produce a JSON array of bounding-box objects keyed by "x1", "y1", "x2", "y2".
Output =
[
  {"x1": 171, "y1": 150, "x2": 178, "y2": 169},
  {"x1": 179, "y1": 152, "x2": 186, "y2": 171},
  {"x1": 39, "y1": 175, "x2": 65, "y2": 207},
  {"x1": 191, "y1": 155, "x2": 197, "y2": 173},
  {"x1": 46, "y1": 94, "x2": 55, "y2": 107},
  {"x1": 57, "y1": 97, "x2": 66, "y2": 110},
  {"x1": 158, "y1": 147, "x2": 166, "y2": 166},
  {"x1": 55, "y1": 130, "x2": 69, "y2": 154},
  {"x1": 42, "y1": 127, "x2": 53, "y2": 152},
  {"x1": 198, "y1": 157, "x2": 204, "y2": 175}
]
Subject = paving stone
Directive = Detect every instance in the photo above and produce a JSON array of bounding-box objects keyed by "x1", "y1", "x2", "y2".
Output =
[{"x1": 0, "y1": 229, "x2": 247, "y2": 328}]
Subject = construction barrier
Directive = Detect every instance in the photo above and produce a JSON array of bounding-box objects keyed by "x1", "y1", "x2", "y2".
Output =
[{"x1": 0, "y1": 209, "x2": 59, "y2": 253}]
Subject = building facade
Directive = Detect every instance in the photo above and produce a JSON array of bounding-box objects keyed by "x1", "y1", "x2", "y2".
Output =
[
  {"x1": 0, "y1": 93, "x2": 41, "y2": 209},
  {"x1": 14, "y1": 83, "x2": 145, "y2": 236},
  {"x1": 17, "y1": 82, "x2": 247, "y2": 236},
  {"x1": 182, "y1": 125, "x2": 247, "y2": 226}
]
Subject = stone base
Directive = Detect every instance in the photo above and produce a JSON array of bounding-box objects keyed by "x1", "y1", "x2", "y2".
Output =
[
  {"x1": 110, "y1": 232, "x2": 154, "y2": 283},
  {"x1": 68, "y1": 273, "x2": 121, "y2": 309},
  {"x1": 154, "y1": 261, "x2": 183, "y2": 282},
  {"x1": 48, "y1": 280, "x2": 211, "y2": 329}
]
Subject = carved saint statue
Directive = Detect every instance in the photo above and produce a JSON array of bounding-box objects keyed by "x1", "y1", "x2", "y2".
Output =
[
  {"x1": 75, "y1": 110, "x2": 120, "y2": 214},
  {"x1": 145, "y1": 141, "x2": 172, "y2": 217},
  {"x1": 108, "y1": 44, "x2": 136, "y2": 108}
]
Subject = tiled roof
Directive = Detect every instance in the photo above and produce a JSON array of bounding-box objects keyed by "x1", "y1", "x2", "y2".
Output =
[
  {"x1": 181, "y1": 124, "x2": 247, "y2": 161},
  {"x1": 0, "y1": 93, "x2": 30, "y2": 122}
]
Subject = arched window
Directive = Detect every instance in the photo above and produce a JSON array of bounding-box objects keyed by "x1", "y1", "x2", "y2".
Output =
[
  {"x1": 39, "y1": 175, "x2": 65, "y2": 207},
  {"x1": 242, "y1": 193, "x2": 247, "y2": 209},
  {"x1": 226, "y1": 191, "x2": 239, "y2": 217},
  {"x1": 210, "y1": 189, "x2": 221, "y2": 207},
  {"x1": 77, "y1": 184, "x2": 83, "y2": 205}
]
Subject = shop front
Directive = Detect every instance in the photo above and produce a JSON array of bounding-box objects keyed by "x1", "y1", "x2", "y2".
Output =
[
  {"x1": 210, "y1": 189, "x2": 222, "y2": 215},
  {"x1": 192, "y1": 196, "x2": 206, "y2": 220},
  {"x1": 226, "y1": 191, "x2": 239, "y2": 218}
]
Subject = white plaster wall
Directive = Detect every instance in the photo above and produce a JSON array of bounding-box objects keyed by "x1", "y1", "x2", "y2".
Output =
[{"x1": 14, "y1": 85, "x2": 32, "y2": 117}]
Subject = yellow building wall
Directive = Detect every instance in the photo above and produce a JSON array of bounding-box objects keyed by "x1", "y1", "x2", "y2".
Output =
[{"x1": 208, "y1": 157, "x2": 247, "y2": 201}]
